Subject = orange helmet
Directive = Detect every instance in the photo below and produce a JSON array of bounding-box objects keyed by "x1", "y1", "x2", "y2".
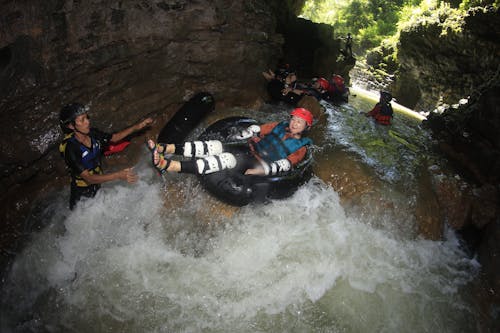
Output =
[{"x1": 290, "y1": 108, "x2": 314, "y2": 126}]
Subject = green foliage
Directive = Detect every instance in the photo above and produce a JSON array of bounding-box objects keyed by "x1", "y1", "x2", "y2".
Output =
[
  {"x1": 459, "y1": 0, "x2": 500, "y2": 10},
  {"x1": 300, "y1": 0, "x2": 482, "y2": 54},
  {"x1": 300, "y1": 0, "x2": 408, "y2": 53},
  {"x1": 299, "y1": 0, "x2": 492, "y2": 77},
  {"x1": 398, "y1": 1, "x2": 466, "y2": 35}
]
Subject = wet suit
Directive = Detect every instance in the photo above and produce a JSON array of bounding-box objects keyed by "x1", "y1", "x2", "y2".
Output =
[{"x1": 60, "y1": 128, "x2": 112, "y2": 209}]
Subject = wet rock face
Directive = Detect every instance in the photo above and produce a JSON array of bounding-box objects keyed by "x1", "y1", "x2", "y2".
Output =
[
  {"x1": 424, "y1": 79, "x2": 500, "y2": 186},
  {"x1": 0, "y1": 0, "x2": 285, "y2": 170},
  {"x1": 423, "y1": 76, "x2": 500, "y2": 228},
  {"x1": 277, "y1": 18, "x2": 352, "y2": 80},
  {"x1": 393, "y1": 6, "x2": 500, "y2": 110},
  {"x1": 423, "y1": 76, "x2": 500, "y2": 327},
  {"x1": 0, "y1": 0, "x2": 313, "y2": 268},
  {"x1": 0, "y1": 0, "x2": 355, "y2": 265}
]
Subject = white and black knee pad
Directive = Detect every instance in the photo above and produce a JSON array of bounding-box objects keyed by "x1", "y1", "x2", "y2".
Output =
[
  {"x1": 196, "y1": 153, "x2": 237, "y2": 175},
  {"x1": 183, "y1": 140, "x2": 223, "y2": 158},
  {"x1": 261, "y1": 159, "x2": 291, "y2": 175}
]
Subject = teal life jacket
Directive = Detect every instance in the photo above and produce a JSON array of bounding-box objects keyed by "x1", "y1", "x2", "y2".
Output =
[{"x1": 254, "y1": 121, "x2": 312, "y2": 163}]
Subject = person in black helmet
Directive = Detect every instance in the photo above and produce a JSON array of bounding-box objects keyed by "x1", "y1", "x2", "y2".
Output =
[
  {"x1": 365, "y1": 91, "x2": 394, "y2": 125},
  {"x1": 59, "y1": 102, "x2": 153, "y2": 209}
]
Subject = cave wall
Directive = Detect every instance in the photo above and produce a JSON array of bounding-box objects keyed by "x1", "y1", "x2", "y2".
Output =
[
  {"x1": 0, "y1": 0, "x2": 347, "y2": 199},
  {"x1": 0, "y1": 0, "x2": 284, "y2": 265},
  {"x1": 1, "y1": 0, "x2": 351, "y2": 269},
  {"x1": 279, "y1": 18, "x2": 352, "y2": 80},
  {"x1": 417, "y1": 8, "x2": 500, "y2": 322},
  {"x1": 0, "y1": 1, "x2": 282, "y2": 169},
  {"x1": 392, "y1": 6, "x2": 500, "y2": 111}
]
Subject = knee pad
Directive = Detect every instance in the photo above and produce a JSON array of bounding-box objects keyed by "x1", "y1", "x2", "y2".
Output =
[
  {"x1": 261, "y1": 158, "x2": 291, "y2": 175},
  {"x1": 183, "y1": 140, "x2": 223, "y2": 158},
  {"x1": 196, "y1": 153, "x2": 237, "y2": 175}
]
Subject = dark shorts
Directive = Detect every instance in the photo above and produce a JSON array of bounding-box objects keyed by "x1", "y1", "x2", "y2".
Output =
[
  {"x1": 70, "y1": 183, "x2": 100, "y2": 210},
  {"x1": 225, "y1": 145, "x2": 260, "y2": 173}
]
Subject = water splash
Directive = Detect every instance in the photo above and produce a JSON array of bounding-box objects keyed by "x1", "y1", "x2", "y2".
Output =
[{"x1": 0, "y1": 160, "x2": 479, "y2": 332}]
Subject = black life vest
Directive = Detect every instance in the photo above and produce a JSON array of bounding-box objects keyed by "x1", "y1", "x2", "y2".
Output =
[{"x1": 59, "y1": 133, "x2": 103, "y2": 187}]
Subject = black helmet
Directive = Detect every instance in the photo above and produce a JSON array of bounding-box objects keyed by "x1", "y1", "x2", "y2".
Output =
[
  {"x1": 380, "y1": 91, "x2": 392, "y2": 102},
  {"x1": 275, "y1": 68, "x2": 288, "y2": 80},
  {"x1": 59, "y1": 103, "x2": 88, "y2": 133}
]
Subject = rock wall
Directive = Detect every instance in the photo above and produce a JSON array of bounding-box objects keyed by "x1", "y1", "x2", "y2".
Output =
[
  {"x1": 1, "y1": 0, "x2": 353, "y2": 271},
  {"x1": 392, "y1": 6, "x2": 500, "y2": 111},
  {"x1": 0, "y1": 0, "x2": 280, "y2": 266},
  {"x1": 422, "y1": 47, "x2": 500, "y2": 333},
  {"x1": 0, "y1": 0, "x2": 281, "y2": 168},
  {"x1": 383, "y1": 6, "x2": 500, "y2": 327}
]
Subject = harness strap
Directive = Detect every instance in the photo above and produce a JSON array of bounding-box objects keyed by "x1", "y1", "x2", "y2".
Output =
[
  {"x1": 203, "y1": 141, "x2": 208, "y2": 156},
  {"x1": 158, "y1": 158, "x2": 171, "y2": 175},
  {"x1": 214, "y1": 155, "x2": 223, "y2": 172}
]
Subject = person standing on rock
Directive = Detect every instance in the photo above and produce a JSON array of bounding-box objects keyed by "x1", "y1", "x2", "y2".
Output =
[
  {"x1": 341, "y1": 33, "x2": 353, "y2": 58},
  {"x1": 59, "y1": 102, "x2": 153, "y2": 209}
]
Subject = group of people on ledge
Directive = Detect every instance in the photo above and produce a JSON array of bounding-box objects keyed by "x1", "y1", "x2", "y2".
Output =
[
  {"x1": 58, "y1": 101, "x2": 315, "y2": 210},
  {"x1": 262, "y1": 65, "x2": 350, "y2": 106},
  {"x1": 262, "y1": 64, "x2": 394, "y2": 126}
]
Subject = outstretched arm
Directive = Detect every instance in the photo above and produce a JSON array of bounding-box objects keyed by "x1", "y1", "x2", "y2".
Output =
[
  {"x1": 80, "y1": 168, "x2": 138, "y2": 185},
  {"x1": 111, "y1": 117, "x2": 153, "y2": 143}
]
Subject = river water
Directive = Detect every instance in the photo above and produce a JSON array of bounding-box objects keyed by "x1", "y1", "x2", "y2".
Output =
[{"x1": 0, "y1": 89, "x2": 480, "y2": 332}]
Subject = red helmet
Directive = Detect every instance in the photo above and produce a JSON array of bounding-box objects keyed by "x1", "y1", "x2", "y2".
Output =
[
  {"x1": 332, "y1": 75, "x2": 344, "y2": 85},
  {"x1": 290, "y1": 108, "x2": 314, "y2": 127},
  {"x1": 317, "y1": 77, "x2": 330, "y2": 90}
]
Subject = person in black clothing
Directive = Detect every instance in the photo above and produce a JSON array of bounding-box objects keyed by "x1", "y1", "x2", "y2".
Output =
[
  {"x1": 340, "y1": 33, "x2": 353, "y2": 58},
  {"x1": 59, "y1": 103, "x2": 153, "y2": 209}
]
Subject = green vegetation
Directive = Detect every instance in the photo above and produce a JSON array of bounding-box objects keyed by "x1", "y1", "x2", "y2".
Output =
[{"x1": 300, "y1": 0, "x2": 498, "y2": 55}]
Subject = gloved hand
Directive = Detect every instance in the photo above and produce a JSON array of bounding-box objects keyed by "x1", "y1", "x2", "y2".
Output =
[{"x1": 232, "y1": 125, "x2": 261, "y2": 140}]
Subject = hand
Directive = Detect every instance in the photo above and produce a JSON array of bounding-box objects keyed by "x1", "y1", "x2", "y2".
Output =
[
  {"x1": 232, "y1": 125, "x2": 260, "y2": 140},
  {"x1": 136, "y1": 117, "x2": 153, "y2": 131},
  {"x1": 121, "y1": 167, "x2": 138, "y2": 183}
]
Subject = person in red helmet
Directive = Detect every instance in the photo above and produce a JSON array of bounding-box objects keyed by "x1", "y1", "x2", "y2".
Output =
[
  {"x1": 316, "y1": 77, "x2": 330, "y2": 91},
  {"x1": 147, "y1": 108, "x2": 314, "y2": 177},
  {"x1": 302, "y1": 77, "x2": 331, "y2": 101},
  {"x1": 326, "y1": 74, "x2": 349, "y2": 103}
]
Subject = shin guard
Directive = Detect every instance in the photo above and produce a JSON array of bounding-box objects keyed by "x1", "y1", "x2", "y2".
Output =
[{"x1": 195, "y1": 153, "x2": 237, "y2": 175}]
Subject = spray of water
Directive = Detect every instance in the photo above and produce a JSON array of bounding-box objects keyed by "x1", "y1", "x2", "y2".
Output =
[{"x1": 0, "y1": 156, "x2": 479, "y2": 332}]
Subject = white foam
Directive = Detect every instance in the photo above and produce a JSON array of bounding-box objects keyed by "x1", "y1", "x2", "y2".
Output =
[{"x1": 1, "y1": 145, "x2": 478, "y2": 332}]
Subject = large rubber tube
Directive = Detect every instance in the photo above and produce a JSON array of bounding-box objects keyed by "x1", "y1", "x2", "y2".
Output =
[
  {"x1": 157, "y1": 92, "x2": 215, "y2": 143},
  {"x1": 198, "y1": 117, "x2": 313, "y2": 206}
]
